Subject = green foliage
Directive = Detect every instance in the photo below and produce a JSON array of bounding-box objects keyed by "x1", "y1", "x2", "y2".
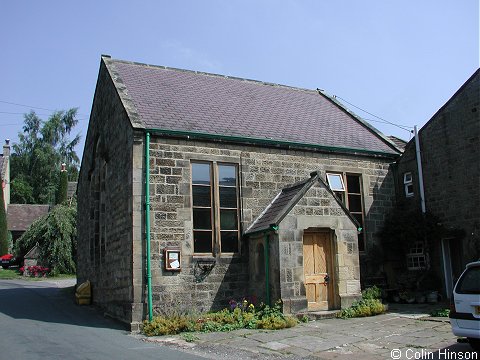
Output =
[
  {"x1": 55, "y1": 170, "x2": 68, "y2": 205},
  {"x1": 300, "y1": 315, "x2": 310, "y2": 323},
  {"x1": 11, "y1": 109, "x2": 80, "y2": 204},
  {"x1": 142, "y1": 299, "x2": 298, "y2": 337},
  {"x1": 14, "y1": 200, "x2": 77, "y2": 275},
  {"x1": 0, "y1": 188, "x2": 8, "y2": 255},
  {"x1": 337, "y1": 286, "x2": 387, "y2": 319},
  {"x1": 337, "y1": 298, "x2": 386, "y2": 319},
  {"x1": 378, "y1": 207, "x2": 448, "y2": 262},
  {"x1": 361, "y1": 285, "x2": 382, "y2": 300},
  {"x1": 181, "y1": 333, "x2": 199, "y2": 343},
  {"x1": 430, "y1": 308, "x2": 450, "y2": 317}
]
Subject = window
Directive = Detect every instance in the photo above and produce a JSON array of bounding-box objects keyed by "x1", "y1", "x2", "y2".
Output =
[
  {"x1": 326, "y1": 172, "x2": 365, "y2": 251},
  {"x1": 404, "y1": 172, "x2": 414, "y2": 197},
  {"x1": 406, "y1": 242, "x2": 426, "y2": 270},
  {"x1": 455, "y1": 265, "x2": 480, "y2": 294},
  {"x1": 326, "y1": 173, "x2": 345, "y2": 192},
  {"x1": 192, "y1": 162, "x2": 239, "y2": 254}
]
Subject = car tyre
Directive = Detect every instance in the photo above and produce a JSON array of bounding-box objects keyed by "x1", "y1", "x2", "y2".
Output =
[{"x1": 1, "y1": 265, "x2": 9, "y2": 269}]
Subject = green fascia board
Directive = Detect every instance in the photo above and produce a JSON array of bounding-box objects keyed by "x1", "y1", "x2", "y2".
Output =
[{"x1": 146, "y1": 128, "x2": 400, "y2": 159}]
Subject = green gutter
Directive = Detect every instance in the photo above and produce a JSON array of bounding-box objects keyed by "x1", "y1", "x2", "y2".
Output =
[
  {"x1": 146, "y1": 128, "x2": 400, "y2": 158},
  {"x1": 145, "y1": 131, "x2": 153, "y2": 321}
]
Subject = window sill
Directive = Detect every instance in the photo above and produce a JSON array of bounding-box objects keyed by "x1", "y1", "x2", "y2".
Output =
[
  {"x1": 192, "y1": 255, "x2": 216, "y2": 261},
  {"x1": 192, "y1": 253, "x2": 241, "y2": 260}
]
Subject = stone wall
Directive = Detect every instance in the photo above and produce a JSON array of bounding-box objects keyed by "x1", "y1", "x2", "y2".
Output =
[
  {"x1": 277, "y1": 182, "x2": 361, "y2": 313},
  {"x1": 148, "y1": 136, "x2": 396, "y2": 314},
  {"x1": 77, "y1": 61, "x2": 138, "y2": 328},
  {"x1": 79, "y1": 87, "x2": 397, "y2": 328},
  {"x1": 396, "y1": 70, "x2": 480, "y2": 282}
]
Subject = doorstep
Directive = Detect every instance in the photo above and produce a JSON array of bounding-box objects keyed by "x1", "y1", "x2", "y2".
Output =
[{"x1": 298, "y1": 309, "x2": 341, "y2": 320}]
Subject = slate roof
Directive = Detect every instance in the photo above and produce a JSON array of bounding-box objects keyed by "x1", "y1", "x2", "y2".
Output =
[
  {"x1": 387, "y1": 136, "x2": 407, "y2": 151},
  {"x1": 7, "y1": 204, "x2": 50, "y2": 232},
  {"x1": 245, "y1": 171, "x2": 360, "y2": 235},
  {"x1": 103, "y1": 57, "x2": 401, "y2": 156}
]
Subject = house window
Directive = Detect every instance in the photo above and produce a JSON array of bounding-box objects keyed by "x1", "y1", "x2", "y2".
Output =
[
  {"x1": 326, "y1": 172, "x2": 365, "y2": 252},
  {"x1": 406, "y1": 242, "x2": 426, "y2": 270},
  {"x1": 326, "y1": 173, "x2": 345, "y2": 192},
  {"x1": 192, "y1": 162, "x2": 239, "y2": 254},
  {"x1": 404, "y1": 172, "x2": 414, "y2": 197}
]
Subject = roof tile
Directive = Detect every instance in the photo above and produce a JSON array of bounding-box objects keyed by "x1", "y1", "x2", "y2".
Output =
[
  {"x1": 105, "y1": 59, "x2": 400, "y2": 155},
  {"x1": 7, "y1": 204, "x2": 50, "y2": 232}
]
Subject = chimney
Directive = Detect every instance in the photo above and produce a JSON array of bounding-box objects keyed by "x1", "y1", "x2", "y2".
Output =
[{"x1": 3, "y1": 139, "x2": 10, "y2": 157}]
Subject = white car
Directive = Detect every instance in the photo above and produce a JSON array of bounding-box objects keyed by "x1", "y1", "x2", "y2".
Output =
[{"x1": 450, "y1": 261, "x2": 480, "y2": 351}]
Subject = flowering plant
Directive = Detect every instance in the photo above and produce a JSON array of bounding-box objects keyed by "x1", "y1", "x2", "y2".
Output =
[
  {"x1": 229, "y1": 295, "x2": 257, "y2": 312},
  {"x1": 21, "y1": 265, "x2": 50, "y2": 277}
]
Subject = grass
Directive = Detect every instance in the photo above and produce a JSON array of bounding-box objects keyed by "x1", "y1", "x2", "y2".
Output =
[{"x1": 0, "y1": 268, "x2": 75, "y2": 281}]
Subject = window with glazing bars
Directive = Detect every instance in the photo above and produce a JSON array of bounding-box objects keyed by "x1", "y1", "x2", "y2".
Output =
[
  {"x1": 326, "y1": 173, "x2": 365, "y2": 252},
  {"x1": 192, "y1": 162, "x2": 239, "y2": 254}
]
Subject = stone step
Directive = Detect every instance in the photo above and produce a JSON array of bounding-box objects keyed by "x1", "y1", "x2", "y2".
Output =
[{"x1": 297, "y1": 309, "x2": 341, "y2": 321}]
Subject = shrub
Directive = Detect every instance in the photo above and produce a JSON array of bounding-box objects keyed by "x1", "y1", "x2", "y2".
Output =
[
  {"x1": 142, "y1": 315, "x2": 192, "y2": 336},
  {"x1": 20, "y1": 265, "x2": 50, "y2": 277},
  {"x1": 142, "y1": 298, "x2": 298, "y2": 336},
  {"x1": 337, "y1": 286, "x2": 387, "y2": 319},
  {"x1": 14, "y1": 202, "x2": 76, "y2": 275},
  {"x1": 361, "y1": 285, "x2": 382, "y2": 300}
]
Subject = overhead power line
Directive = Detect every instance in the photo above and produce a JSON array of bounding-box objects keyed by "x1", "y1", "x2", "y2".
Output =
[
  {"x1": 0, "y1": 99, "x2": 89, "y2": 117},
  {"x1": 333, "y1": 95, "x2": 413, "y2": 132},
  {"x1": 0, "y1": 100, "x2": 57, "y2": 112}
]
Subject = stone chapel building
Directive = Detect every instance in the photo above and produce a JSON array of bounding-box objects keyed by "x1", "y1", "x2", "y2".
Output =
[{"x1": 77, "y1": 56, "x2": 401, "y2": 330}]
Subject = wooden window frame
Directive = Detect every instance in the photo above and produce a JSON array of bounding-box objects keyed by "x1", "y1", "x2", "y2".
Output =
[
  {"x1": 403, "y1": 172, "x2": 414, "y2": 197},
  {"x1": 192, "y1": 162, "x2": 214, "y2": 254},
  {"x1": 216, "y1": 163, "x2": 240, "y2": 254},
  {"x1": 326, "y1": 172, "x2": 366, "y2": 252},
  {"x1": 406, "y1": 241, "x2": 426, "y2": 270},
  {"x1": 191, "y1": 161, "x2": 240, "y2": 256}
]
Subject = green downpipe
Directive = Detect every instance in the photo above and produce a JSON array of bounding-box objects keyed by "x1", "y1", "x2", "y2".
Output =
[
  {"x1": 264, "y1": 232, "x2": 270, "y2": 306},
  {"x1": 145, "y1": 132, "x2": 153, "y2": 321}
]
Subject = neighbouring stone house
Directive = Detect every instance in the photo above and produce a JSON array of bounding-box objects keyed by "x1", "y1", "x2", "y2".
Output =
[
  {"x1": 77, "y1": 55, "x2": 402, "y2": 330},
  {"x1": 2, "y1": 139, "x2": 52, "y2": 247},
  {"x1": 1, "y1": 139, "x2": 11, "y2": 210},
  {"x1": 7, "y1": 204, "x2": 50, "y2": 243},
  {"x1": 395, "y1": 68, "x2": 479, "y2": 297}
]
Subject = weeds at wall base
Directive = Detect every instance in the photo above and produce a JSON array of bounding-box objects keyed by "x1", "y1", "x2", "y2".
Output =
[{"x1": 142, "y1": 300, "x2": 299, "y2": 336}]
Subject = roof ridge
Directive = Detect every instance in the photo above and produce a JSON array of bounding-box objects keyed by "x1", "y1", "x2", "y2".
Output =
[{"x1": 106, "y1": 56, "x2": 318, "y2": 95}]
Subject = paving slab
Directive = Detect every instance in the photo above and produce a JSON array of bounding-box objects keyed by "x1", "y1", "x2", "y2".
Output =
[
  {"x1": 245, "y1": 330, "x2": 298, "y2": 342},
  {"x1": 140, "y1": 308, "x2": 463, "y2": 359},
  {"x1": 260, "y1": 341, "x2": 292, "y2": 351}
]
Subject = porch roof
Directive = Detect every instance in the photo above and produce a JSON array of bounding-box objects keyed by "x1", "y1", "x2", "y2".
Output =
[{"x1": 245, "y1": 171, "x2": 361, "y2": 235}]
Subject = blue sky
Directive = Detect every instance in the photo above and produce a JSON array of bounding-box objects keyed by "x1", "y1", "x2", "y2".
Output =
[{"x1": 1, "y1": 0, "x2": 478, "y2": 158}]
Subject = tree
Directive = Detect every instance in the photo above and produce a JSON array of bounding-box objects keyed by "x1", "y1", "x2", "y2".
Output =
[
  {"x1": 14, "y1": 200, "x2": 77, "y2": 275},
  {"x1": 0, "y1": 188, "x2": 8, "y2": 255},
  {"x1": 10, "y1": 109, "x2": 80, "y2": 204}
]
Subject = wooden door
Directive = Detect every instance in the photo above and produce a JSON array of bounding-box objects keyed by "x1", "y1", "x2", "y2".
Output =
[{"x1": 303, "y1": 232, "x2": 333, "y2": 311}]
